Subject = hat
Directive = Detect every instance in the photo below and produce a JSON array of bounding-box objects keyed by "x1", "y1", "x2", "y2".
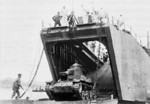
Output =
[
  {"x1": 18, "y1": 73, "x2": 22, "y2": 76},
  {"x1": 71, "y1": 11, "x2": 74, "y2": 14}
]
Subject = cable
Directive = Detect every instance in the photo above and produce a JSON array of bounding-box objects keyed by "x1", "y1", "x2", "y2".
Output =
[
  {"x1": 28, "y1": 38, "x2": 41, "y2": 86},
  {"x1": 19, "y1": 47, "x2": 44, "y2": 98}
]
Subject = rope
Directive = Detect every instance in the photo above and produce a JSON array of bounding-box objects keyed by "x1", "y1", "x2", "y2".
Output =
[
  {"x1": 19, "y1": 48, "x2": 44, "y2": 98},
  {"x1": 27, "y1": 38, "x2": 41, "y2": 86}
]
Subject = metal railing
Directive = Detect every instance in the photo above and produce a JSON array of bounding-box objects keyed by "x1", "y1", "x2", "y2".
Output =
[{"x1": 110, "y1": 15, "x2": 147, "y2": 47}]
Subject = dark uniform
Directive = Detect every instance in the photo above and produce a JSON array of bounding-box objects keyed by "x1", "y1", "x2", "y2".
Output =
[
  {"x1": 12, "y1": 74, "x2": 23, "y2": 99},
  {"x1": 67, "y1": 12, "x2": 75, "y2": 29},
  {"x1": 53, "y1": 12, "x2": 62, "y2": 27}
]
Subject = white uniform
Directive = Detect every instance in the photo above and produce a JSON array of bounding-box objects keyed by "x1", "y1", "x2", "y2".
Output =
[
  {"x1": 61, "y1": 7, "x2": 68, "y2": 26},
  {"x1": 117, "y1": 15, "x2": 124, "y2": 30}
]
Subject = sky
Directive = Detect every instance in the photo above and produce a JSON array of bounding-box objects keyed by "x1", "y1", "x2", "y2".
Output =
[{"x1": 0, "y1": 0, "x2": 150, "y2": 84}]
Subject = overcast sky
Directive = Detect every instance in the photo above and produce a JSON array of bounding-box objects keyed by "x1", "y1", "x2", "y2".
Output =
[{"x1": 0, "y1": 0, "x2": 150, "y2": 83}]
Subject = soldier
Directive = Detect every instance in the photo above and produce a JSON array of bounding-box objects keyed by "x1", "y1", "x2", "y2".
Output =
[
  {"x1": 52, "y1": 12, "x2": 62, "y2": 27},
  {"x1": 67, "y1": 11, "x2": 76, "y2": 29},
  {"x1": 87, "y1": 11, "x2": 93, "y2": 23},
  {"x1": 60, "y1": 6, "x2": 68, "y2": 26},
  {"x1": 11, "y1": 74, "x2": 24, "y2": 99},
  {"x1": 117, "y1": 15, "x2": 124, "y2": 30},
  {"x1": 97, "y1": 8, "x2": 109, "y2": 24}
]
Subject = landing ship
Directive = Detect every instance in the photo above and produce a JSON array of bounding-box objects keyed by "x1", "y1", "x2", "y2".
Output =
[
  {"x1": 1, "y1": 23, "x2": 150, "y2": 104},
  {"x1": 40, "y1": 22, "x2": 150, "y2": 104}
]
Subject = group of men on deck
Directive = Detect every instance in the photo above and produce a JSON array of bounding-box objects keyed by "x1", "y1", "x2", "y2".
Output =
[
  {"x1": 52, "y1": 6, "x2": 110, "y2": 28},
  {"x1": 52, "y1": 6, "x2": 124, "y2": 31},
  {"x1": 52, "y1": 10, "x2": 76, "y2": 28},
  {"x1": 53, "y1": 11, "x2": 76, "y2": 28}
]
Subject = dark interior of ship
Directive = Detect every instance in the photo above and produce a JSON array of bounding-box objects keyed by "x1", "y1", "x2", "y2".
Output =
[{"x1": 44, "y1": 37, "x2": 118, "y2": 101}]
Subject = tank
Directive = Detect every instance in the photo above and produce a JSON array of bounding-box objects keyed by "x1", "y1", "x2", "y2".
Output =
[{"x1": 45, "y1": 63, "x2": 95, "y2": 101}]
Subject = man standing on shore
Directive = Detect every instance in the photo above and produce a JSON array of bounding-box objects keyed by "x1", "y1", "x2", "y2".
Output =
[{"x1": 11, "y1": 73, "x2": 24, "y2": 99}]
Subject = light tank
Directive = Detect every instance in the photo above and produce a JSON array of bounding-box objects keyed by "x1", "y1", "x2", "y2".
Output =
[{"x1": 45, "y1": 62, "x2": 95, "y2": 101}]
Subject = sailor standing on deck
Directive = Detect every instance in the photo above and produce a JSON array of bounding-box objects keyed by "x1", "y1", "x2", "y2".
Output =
[
  {"x1": 117, "y1": 15, "x2": 124, "y2": 30},
  {"x1": 67, "y1": 11, "x2": 76, "y2": 29},
  {"x1": 60, "y1": 6, "x2": 68, "y2": 26},
  {"x1": 97, "y1": 8, "x2": 109, "y2": 24},
  {"x1": 11, "y1": 74, "x2": 24, "y2": 99},
  {"x1": 52, "y1": 12, "x2": 62, "y2": 27}
]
